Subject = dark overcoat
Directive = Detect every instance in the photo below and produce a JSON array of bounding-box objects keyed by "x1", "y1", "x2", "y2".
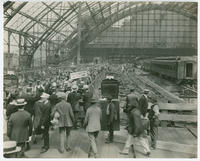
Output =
[
  {"x1": 7, "y1": 110, "x2": 32, "y2": 143},
  {"x1": 67, "y1": 91, "x2": 81, "y2": 112},
  {"x1": 82, "y1": 91, "x2": 93, "y2": 110},
  {"x1": 138, "y1": 95, "x2": 148, "y2": 117}
]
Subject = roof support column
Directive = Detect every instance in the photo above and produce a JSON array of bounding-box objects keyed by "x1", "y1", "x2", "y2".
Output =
[
  {"x1": 77, "y1": 2, "x2": 82, "y2": 65},
  {"x1": 7, "y1": 31, "x2": 11, "y2": 54}
]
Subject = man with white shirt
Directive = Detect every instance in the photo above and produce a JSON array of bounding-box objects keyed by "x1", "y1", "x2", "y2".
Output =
[{"x1": 84, "y1": 99, "x2": 102, "y2": 158}]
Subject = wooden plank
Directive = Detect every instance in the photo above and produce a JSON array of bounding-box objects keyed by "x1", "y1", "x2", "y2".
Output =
[
  {"x1": 158, "y1": 103, "x2": 197, "y2": 111},
  {"x1": 158, "y1": 127, "x2": 197, "y2": 145},
  {"x1": 186, "y1": 126, "x2": 197, "y2": 138},
  {"x1": 159, "y1": 114, "x2": 197, "y2": 123},
  {"x1": 156, "y1": 140, "x2": 197, "y2": 155}
]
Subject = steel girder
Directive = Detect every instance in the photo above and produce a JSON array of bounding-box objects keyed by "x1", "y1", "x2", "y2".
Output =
[
  {"x1": 24, "y1": 4, "x2": 79, "y2": 67},
  {"x1": 42, "y1": 2, "x2": 76, "y2": 30},
  {"x1": 17, "y1": 10, "x2": 68, "y2": 38},
  {"x1": 4, "y1": 2, "x2": 28, "y2": 26},
  {"x1": 4, "y1": 2, "x2": 197, "y2": 66},
  {"x1": 59, "y1": 2, "x2": 197, "y2": 61}
]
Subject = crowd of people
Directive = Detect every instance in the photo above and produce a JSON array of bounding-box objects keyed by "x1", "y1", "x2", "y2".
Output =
[{"x1": 4, "y1": 64, "x2": 160, "y2": 158}]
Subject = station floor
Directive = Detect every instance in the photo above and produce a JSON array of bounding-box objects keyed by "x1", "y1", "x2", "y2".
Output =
[{"x1": 24, "y1": 125, "x2": 197, "y2": 158}]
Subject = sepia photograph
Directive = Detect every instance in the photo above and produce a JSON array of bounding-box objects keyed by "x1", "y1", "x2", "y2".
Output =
[{"x1": 2, "y1": 1, "x2": 198, "y2": 159}]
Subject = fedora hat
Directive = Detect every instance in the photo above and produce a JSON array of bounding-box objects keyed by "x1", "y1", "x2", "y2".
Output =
[
  {"x1": 13, "y1": 99, "x2": 27, "y2": 106},
  {"x1": 3, "y1": 141, "x2": 21, "y2": 155},
  {"x1": 56, "y1": 92, "x2": 66, "y2": 99}
]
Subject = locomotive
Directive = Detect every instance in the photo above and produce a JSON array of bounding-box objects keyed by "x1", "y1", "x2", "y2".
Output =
[{"x1": 142, "y1": 56, "x2": 197, "y2": 84}]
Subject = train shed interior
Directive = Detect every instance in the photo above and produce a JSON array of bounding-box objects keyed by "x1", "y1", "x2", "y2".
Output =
[{"x1": 2, "y1": 1, "x2": 198, "y2": 159}]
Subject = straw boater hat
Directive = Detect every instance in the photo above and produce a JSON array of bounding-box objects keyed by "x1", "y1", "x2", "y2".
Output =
[
  {"x1": 83, "y1": 85, "x2": 89, "y2": 90},
  {"x1": 40, "y1": 93, "x2": 50, "y2": 99},
  {"x1": 4, "y1": 141, "x2": 21, "y2": 155},
  {"x1": 144, "y1": 89, "x2": 150, "y2": 94},
  {"x1": 13, "y1": 99, "x2": 27, "y2": 106}
]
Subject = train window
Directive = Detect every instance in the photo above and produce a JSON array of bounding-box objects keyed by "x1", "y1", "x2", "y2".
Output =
[{"x1": 186, "y1": 63, "x2": 193, "y2": 77}]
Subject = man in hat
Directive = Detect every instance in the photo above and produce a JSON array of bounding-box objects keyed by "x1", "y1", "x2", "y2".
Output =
[
  {"x1": 7, "y1": 99, "x2": 33, "y2": 157},
  {"x1": 82, "y1": 85, "x2": 93, "y2": 113},
  {"x1": 6, "y1": 93, "x2": 18, "y2": 119},
  {"x1": 119, "y1": 100, "x2": 151, "y2": 157},
  {"x1": 105, "y1": 97, "x2": 117, "y2": 144},
  {"x1": 32, "y1": 93, "x2": 48, "y2": 144},
  {"x1": 124, "y1": 88, "x2": 139, "y2": 114},
  {"x1": 24, "y1": 87, "x2": 40, "y2": 117},
  {"x1": 49, "y1": 84, "x2": 59, "y2": 107},
  {"x1": 39, "y1": 93, "x2": 51, "y2": 153},
  {"x1": 67, "y1": 85, "x2": 81, "y2": 129},
  {"x1": 139, "y1": 89, "x2": 150, "y2": 118},
  {"x1": 53, "y1": 92, "x2": 74, "y2": 153},
  {"x1": 148, "y1": 99, "x2": 160, "y2": 149},
  {"x1": 35, "y1": 81, "x2": 45, "y2": 97},
  {"x1": 84, "y1": 99, "x2": 102, "y2": 158}
]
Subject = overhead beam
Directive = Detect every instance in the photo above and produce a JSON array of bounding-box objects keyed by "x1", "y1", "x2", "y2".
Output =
[
  {"x1": 62, "y1": 2, "x2": 197, "y2": 60},
  {"x1": 22, "y1": 2, "x2": 58, "y2": 32},
  {"x1": 17, "y1": 10, "x2": 68, "y2": 38},
  {"x1": 85, "y1": 2, "x2": 99, "y2": 27},
  {"x1": 3, "y1": 1, "x2": 15, "y2": 12},
  {"x1": 98, "y1": 2, "x2": 106, "y2": 24},
  {"x1": 4, "y1": 27, "x2": 59, "y2": 45},
  {"x1": 42, "y1": 2, "x2": 76, "y2": 30},
  {"x1": 4, "y1": 2, "x2": 28, "y2": 26}
]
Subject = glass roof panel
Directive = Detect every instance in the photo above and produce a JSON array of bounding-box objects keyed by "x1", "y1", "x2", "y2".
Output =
[{"x1": 4, "y1": 1, "x2": 197, "y2": 50}]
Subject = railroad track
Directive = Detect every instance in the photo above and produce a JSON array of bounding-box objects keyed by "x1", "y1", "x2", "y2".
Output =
[{"x1": 109, "y1": 67, "x2": 185, "y2": 103}]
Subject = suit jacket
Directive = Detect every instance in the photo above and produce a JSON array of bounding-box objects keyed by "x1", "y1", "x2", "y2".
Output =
[
  {"x1": 49, "y1": 93, "x2": 59, "y2": 106},
  {"x1": 54, "y1": 100, "x2": 74, "y2": 127},
  {"x1": 139, "y1": 95, "x2": 148, "y2": 117},
  {"x1": 107, "y1": 102, "x2": 117, "y2": 124},
  {"x1": 67, "y1": 91, "x2": 81, "y2": 111},
  {"x1": 7, "y1": 110, "x2": 32, "y2": 143},
  {"x1": 33, "y1": 101, "x2": 43, "y2": 130},
  {"x1": 82, "y1": 91, "x2": 93, "y2": 110},
  {"x1": 126, "y1": 93, "x2": 139, "y2": 110},
  {"x1": 6, "y1": 103, "x2": 17, "y2": 118},
  {"x1": 84, "y1": 105, "x2": 102, "y2": 132},
  {"x1": 128, "y1": 108, "x2": 143, "y2": 136},
  {"x1": 24, "y1": 93, "x2": 40, "y2": 116},
  {"x1": 40, "y1": 101, "x2": 51, "y2": 127}
]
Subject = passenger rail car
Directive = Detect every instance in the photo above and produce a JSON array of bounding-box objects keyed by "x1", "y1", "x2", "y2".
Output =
[{"x1": 143, "y1": 57, "x2": 197, "y2": 84}]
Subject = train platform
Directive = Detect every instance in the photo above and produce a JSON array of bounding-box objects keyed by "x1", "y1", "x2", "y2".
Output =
[{"x1": 24, "y1": 125, "x2": 197, "y2": 158}]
